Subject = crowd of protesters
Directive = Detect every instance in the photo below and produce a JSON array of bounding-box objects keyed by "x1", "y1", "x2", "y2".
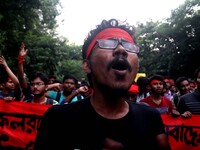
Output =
[
  {"x1": 0, "y1": 41, "x2": 199, "y2": 116},
  {"x1": 127, "y1": 68, "x2": 200, "y2": 118},
  {"x1": 0, "y1": 44, "x2": 90, "y2": 105},
  {"x1": 0, "y1": 19, "x2": 200, "y2": 149}
]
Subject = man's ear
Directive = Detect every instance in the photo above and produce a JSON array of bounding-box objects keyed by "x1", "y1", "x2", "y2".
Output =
[{"x1": 82, "y1": 59, "x2": 91, "y2": 74}]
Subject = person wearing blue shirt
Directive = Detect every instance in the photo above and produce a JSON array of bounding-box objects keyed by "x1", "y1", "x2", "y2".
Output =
[{"x1": 46, "y1": 74, "x2": 83, "y2": 104}]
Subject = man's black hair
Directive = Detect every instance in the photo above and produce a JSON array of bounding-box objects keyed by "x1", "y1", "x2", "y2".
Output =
[
  {"x1": 81, "y1": 80, "x2": 90, "y2": 87},
  {"x1": 48, "y1": 75, "x2": 57, "y2": 79},
  {"x1": 53, "y1": 79, "x2": 62, "y2": 84},
  {"x1": 137, "y1": 76, "x2": 149, "y2": 87},
  {"x1": 29, "y1": 71, "x2": 48, "y2": 85},
  {"x1": 149, "y1": 74, "x2": 164, "y2": 83},
  {"x1": 62, "y1": 75, "x2": 78, "y2": 85}
]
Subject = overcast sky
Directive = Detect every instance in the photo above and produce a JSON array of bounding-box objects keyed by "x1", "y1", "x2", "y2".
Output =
[{"x1": 56, "y1": 0, "x2": 186, "y2": 45}]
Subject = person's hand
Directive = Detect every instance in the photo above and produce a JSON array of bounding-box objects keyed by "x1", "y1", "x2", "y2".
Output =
[
  {"x1": 0, "y1": 56, "x2": 8, "y2": 67},
  {"x1": 77, "y1": 86, "x2": 89, "y2": 93},
  {"x1": 4, "y1": 96, "x2": 14, "y2": 102},
  {"x1": 19, "y1": 42, "x2": 28, "y2": 57},
  {"x1": 181, "y1": 111, "x2": 192, "y2": 118},
  {"x1": 171, "y1": 109, "x2": 180, "y2": 117},
  {"x1": 58, "y1": 83, "x2": 63, "y2": 91},
  {"x1": 47, "y1": 83, "x2": 63, "y2": 92},
  {"x1": 53, "y1": 83, "x2": 63, "y2": 92},
  {"x1": 102, "y1": 138, "x2": 124, "y2": 150},
  {"x1": 54, "y1": 83, "x2": 63, "y2": 90}
]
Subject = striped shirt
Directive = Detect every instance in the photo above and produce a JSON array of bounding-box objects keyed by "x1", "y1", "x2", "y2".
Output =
[{"x1": 178, "y1": 89, "x2": 200, "y2": 114}]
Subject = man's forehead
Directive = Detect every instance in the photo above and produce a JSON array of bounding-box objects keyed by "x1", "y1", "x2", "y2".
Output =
[{"x1": 64, "y1": 79, "x2": 75, "y2": 83}]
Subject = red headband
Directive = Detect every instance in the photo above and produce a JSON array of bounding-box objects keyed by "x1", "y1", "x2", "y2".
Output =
[
  {"x1": 150, "y1": 79, "x2": 162, "y2": 85},
  {"x1": 128, "y1": 84, "x2": 139, "y2": 93},
  {"x1": 86, "y1": 28, "x2": 135, "y2": 59}
]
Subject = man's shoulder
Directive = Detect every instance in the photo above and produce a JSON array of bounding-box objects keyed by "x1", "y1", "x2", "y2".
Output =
[
  {"x1": 129, "y1": 103, "x2": 162, "y2": 121},
  {"x1": 180, "y1": 92, "x2": 194, "y2": 99},
  {"x1": 46, "y1": 97, "x2": 90, "y2": 113},
  {"x1": 181, "y1": 90, "x2": 200, "y2": 100},
  {"x1": 140, "y1": 96, "x2": 151, "y2": 102},
  {"x1": 128, "y1": 100, "x2": 158, "y2": 113}
]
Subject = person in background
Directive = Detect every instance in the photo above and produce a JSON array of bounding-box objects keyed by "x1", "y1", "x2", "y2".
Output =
[
  {"x1": 48, "y1": 75, "x2": 57, "y2": 85},
  {"x1": 140, "y1": 74, "x2": 180, "y2": 117},
  {"x1": 24, "y1": 71, "x2": 58, "y2": 105},
  {"x1": 163, "y1": 77, "x2": 173, "y2": 100},
  {"x1": 34, "y1": 19, "x2": 171, "y2": 150},
  {"x1": 172, "y1": 76, "x2": 190, "y2": 108},
  {"x1": 178, "y1": 67, "x2": 200, "y2": 117},
  {"x1": 48, "y1": 79, "x2": 62, "y2": 92},
  {"x1": 126, "y1": 83, "x2": 139, "y2": 102},
  {"x1": 46, "y1": 74, "x2": 84, "y2": 104},
  {"x1": 63, "y1": 84, "x2": 89, "y2": 103},
  {"x1": 79, "y1": 79, "x2": 93, "y2": 98},
  {"x1": 136, "y1": 76, "x2": 150, "y2": 102},
  {"x1": 188, "y1": 79, "x2": 197, "y2": 92},
  {"x1": 17, "y1": 42, "x2": 33, "y2": 101},
  {"x1": 168, "y1": 79, "x2": 177, "y2": 96},
  {"x1": 0, "y1": 56, "x2": 22, "y2": 101}
]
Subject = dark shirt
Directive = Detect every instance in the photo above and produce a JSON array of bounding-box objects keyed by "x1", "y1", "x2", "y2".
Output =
[
  {"x1": 34, "y1": 98, "x2": 166, "y2": 150},
  {"x1": 0, "y1": 90, "x2": 21, "y2": 101},
  {"x1": 178, "y1": 89, "x2": 200, "y2": 114}
]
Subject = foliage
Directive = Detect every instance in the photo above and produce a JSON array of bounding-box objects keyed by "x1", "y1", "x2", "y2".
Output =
[
  {"x1": 0, "y1": 0, "x2": 85, "y2": 81},
  {"x1": 136, "y1": 0, "x2": 200, "y2": 80},
  {"x1": 0, "y1": 0, "x2": 60, "y2": 73}
]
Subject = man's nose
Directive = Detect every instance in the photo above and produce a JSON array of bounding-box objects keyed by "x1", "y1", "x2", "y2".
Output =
[{"x1": 113, "y1": 44, "x2": 128, "y2": 58}]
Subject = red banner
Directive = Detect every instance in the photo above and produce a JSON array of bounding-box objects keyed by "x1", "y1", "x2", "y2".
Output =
[
  {"x1": 0, "y1": 100, "x2": 51, "y2": 149},
  {"x1": 162, "y1": 114, "x2": 200, "y2": 150},
  {"x1": 0, "y1": 100, "x2": 199, "y2": 149}
]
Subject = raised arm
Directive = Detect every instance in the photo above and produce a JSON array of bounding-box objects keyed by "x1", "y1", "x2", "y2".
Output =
[
  {"x1": 0, "y1": 56, "x2": 20, "y2": 87},
  {"x1": 0, "y1": 56, "x2": 22, "y2": 100},
  {"x1": 64, "y1": 85, "x2": 88, "y2": 104},
  {"x1": 18, "y1": 42, "x2": 28, "y2": 89}
]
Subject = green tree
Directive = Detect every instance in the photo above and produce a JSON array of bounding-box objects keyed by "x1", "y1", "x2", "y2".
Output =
[
  {"x1": 0, "y1": 0, "x2": 60, "y2": 73},
  {"x1": 166, "y1": 0, "x2": 200, "y2": 79},
  {"x1": 136, "y1": 0, "x2": 200, "y2": 79}
]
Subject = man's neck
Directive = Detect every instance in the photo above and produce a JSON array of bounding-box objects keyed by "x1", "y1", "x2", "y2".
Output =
[
  {"x1": 63, "y1": 90, "x2": 72, "y2": 97},
  {"x1": 33, "y1": 95, "x2": 47, "y2": 104},
  {"x1": 90, "y1": 93, "x2": 129, "y2": 120},
  {"x1": 151, "y1": 94, "x2": 162, "y2": 101}
]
